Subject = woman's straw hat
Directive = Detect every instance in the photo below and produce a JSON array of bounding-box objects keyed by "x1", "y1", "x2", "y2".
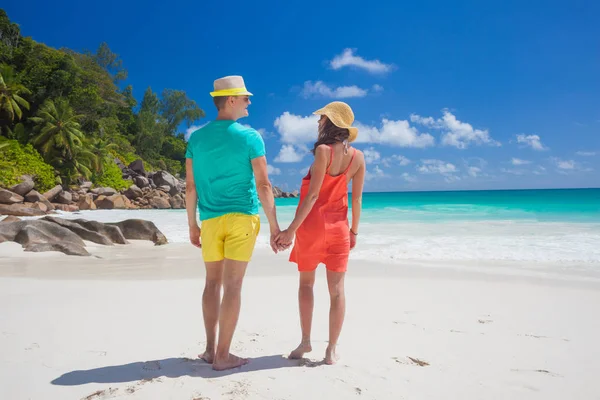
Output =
[
  {"x1": 210, "y1": 75, "x2": 253, "y2": 97},
  {"x1": 313, "y1": 101, "x2": 358, "y2": 142}
]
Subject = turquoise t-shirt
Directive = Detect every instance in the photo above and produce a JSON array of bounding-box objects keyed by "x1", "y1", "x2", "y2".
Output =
[{"x1": 185, "y1": 120, "x2": 266, "y2": 221}]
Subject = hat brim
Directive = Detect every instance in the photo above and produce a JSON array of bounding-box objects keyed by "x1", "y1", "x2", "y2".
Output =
[
  {"x1": 210, "y1": 89, "x2": 253, "y2": 97},
  {"x1": 348, "y1": 127, "x2": 358, "y2": 143},
  {"x1": 313, "y1": 109, "x2": 358, "y2": 143}
]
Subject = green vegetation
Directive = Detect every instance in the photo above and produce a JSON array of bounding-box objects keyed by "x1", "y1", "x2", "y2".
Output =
[
  {"x1": 0, "y1": 9, "x2": 204, "y2": 191},
  {"x1": 0, "y1": 138, "x2": 56, "y2": 192}
]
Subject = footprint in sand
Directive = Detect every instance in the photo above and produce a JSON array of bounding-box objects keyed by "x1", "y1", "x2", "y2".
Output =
[
  {"x1": 392, "y1": 356, "x2": 430, "y2": 367},
  {"x1": 224, "y1": 380, "x2": 251, "y2": 398},
  {"x1": 25, "y1": 343, "x2": 39, "y2": 350},
  {"x1": 82, "y1": 387, "x2": 118, "y2": 399},
  {"x1": 478, "y1": 319, "x2": 493, "y2": 324},
  {"x1": 299, "y1": 358, "x2": 325, "y2": 368},
  {"x1": 511, "y1": 368, "x2": 562, "y2": 378},
  {"x1": 519, "y1": 334, "x2": 570, "y2": 342}
]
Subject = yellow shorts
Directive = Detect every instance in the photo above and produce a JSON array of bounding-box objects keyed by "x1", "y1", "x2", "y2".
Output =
[{"x1": 201, "y1": 213, "x2": 260, "y2": 262}]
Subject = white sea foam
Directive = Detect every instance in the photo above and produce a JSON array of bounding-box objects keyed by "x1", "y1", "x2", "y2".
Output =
[{"x1": 28, "y1": 208, "x2": 600, "y2": 266}]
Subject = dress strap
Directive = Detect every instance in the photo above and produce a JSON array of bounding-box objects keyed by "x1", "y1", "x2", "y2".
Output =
[
  {"x1": 342, "y1": 148, "x2": 357, "y2": 175},
  {"x1": 325, "y1": 144, "x2": 334, "y2": 173}
]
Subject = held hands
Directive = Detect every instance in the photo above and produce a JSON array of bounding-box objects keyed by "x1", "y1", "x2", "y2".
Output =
[
  {"x1": 269, "y1": 226, "x2": 294, "y2": 254},
  {"x1": 269, "y1": 227, "x2": 358, "y2": 254}
]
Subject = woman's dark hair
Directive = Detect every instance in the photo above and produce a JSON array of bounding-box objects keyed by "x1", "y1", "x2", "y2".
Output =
[{"x1": 312, "y1": 117, "x2": 350, "y2": 154}]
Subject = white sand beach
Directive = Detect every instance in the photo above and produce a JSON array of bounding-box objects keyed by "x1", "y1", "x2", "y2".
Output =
[{"x1": 1, "y1": 241, "x2": 600, "y2": 400}]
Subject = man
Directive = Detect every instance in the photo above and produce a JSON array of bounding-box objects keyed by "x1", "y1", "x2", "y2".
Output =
[{"x1": 185, "y1": 75, "x2": 281, "y2": 371}]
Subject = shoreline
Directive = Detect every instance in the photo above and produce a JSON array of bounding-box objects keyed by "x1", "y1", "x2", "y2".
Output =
[{"x1": 2, "y1": 242, "x2": 599, "y2": 287}]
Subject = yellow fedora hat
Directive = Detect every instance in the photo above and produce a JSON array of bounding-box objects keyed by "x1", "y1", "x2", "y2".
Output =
[
  {"x1": 210, "y1": 75, "x2": 253, "y2": 97},
  {"x1": 313, "y1": 101, "x2": 358, "y2": 142}
]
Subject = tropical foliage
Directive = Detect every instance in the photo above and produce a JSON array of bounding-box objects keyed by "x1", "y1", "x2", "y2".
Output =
[{"x1": 0, "y1": 9, "x2": 204, "y2": 190}]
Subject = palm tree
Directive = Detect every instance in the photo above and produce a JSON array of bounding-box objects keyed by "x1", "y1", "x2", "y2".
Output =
[
  {"x1": 91, "y1": 137, "x2": 118, "y2": 174},
  {"x1": 0, "y1": 64, "x2": 31, "y2": 122},
  {"x1": 30, "y1": 98, "x2": 85, "y2": 162},
  {"x1": 60, "y1": 144, "x2": 98, "y2": 184}
]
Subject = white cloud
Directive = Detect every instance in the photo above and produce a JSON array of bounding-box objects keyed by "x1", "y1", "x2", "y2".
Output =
[
  {"x1": 402, "y1": 172, "x2": 417, "y2": 182},
  {"x1": 411, "y1": 110, "x2": 500, "y2": 149},
  {"x1": 552, "y1": 157, "x2": 594, "y2": 175},
  {"x1": 363, "y1": 147, "x2": 381, "y2": 164},
  {"x1": 417, "y1": 159, "x2": 458, "y2": 175},
  {"x1": 267, "y1": 164, "x2": 281, "y2": 175},
  {"x1": 274, "y1": 112, "x2": 434, "y2": 148},
  {"x1": 301, "y1": 81, "x2": 368, "y2": 99},
  {"x1": 382, "y1": 154, "x2": 411, "y2": 167},
  {"x1": 445, "y1": 175, "x2": 462, "y2": 183},
  {"x1": 468, "y1": 166, "x2": 482, "y2": 177},
  {"x1": 410, "y1": 114, "x2": 436, "y2": 127},
  {"x1": 185, "y1": 124, "x2": 207, "y2": 141},
  {"x1": 372, "y1": 84, "x2": 384, "y2": 93},
  {"x1": 516, "y1": 134, "x2": 547, "y2": 151},
  {"x1": 533, "y1": 166, "x2": 547, "y2": 175},
  {"x1": 355, "y1": 119, "x2": 435, "y2": 148},
  {"x1": 555, "y1": 159, "x2": 576, "y2": 170},
  {"x1": 576, "y1": 151, "x2": 596, "y2": 156},
  {"x1": 275, "y1": 144, "x2": 308, "y2": 163},
  {"x1": 300, "y1": 166, "x2": 310, "y2": 176},
  {"x1": 365, "y1": 165, "x2": 387, "y2": 181},
  {"x1": 330, "y1": 48, "x2": 393, "y2": 74},
  {"x1": 274, "y1": 112, "x2": 319, "y2": 144},
  {"x1": 511, "y1": 158, "x2": 532, "y2": 165},
  {"x1": 501, "y1": 168, "x2": 525, "y2": 176}
]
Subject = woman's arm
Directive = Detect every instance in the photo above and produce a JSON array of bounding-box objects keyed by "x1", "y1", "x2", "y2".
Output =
[
  {"x1": 278, "y1": 145, "x2": 329, "y2": 243},
  {"x1": 350, "y1": 155, "x2": 365, "y2": 249}
]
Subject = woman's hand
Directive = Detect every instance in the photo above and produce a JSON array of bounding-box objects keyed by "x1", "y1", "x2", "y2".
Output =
[
  {"x1": 276, "y1": 229, "x2": 295, "y2": 250},
  {"x1": 349, "y1": 229, "x2": 357, "y2": 250}
]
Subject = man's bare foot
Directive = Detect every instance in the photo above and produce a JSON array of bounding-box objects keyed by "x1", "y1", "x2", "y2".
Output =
[
  {"x1": 324, "y1": 346, "x2": 339, "y2": 365},
  {"x1": 212, "y1": 353, "x2": 249, "y2": 371},
  {"x1": 289, "y1": 341, "x2": 312, "y2": 359},
  {"x1": 199, "y1": 350, "x2": 215, "y2": 364}
]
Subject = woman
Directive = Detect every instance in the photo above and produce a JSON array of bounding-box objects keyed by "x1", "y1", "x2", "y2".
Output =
[{"x1": 277, "y1": 101, "x2": 366, "y2": 365}]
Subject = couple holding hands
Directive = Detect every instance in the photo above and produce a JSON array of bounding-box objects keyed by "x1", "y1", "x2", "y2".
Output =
[{"x1": 185, "y1": 76, "x2": 365, "y2": 370}]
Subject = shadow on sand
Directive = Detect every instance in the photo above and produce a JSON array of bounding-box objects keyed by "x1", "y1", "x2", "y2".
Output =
[{"x1": 51, "y1": 355, "x2": 305, "y2": 386}]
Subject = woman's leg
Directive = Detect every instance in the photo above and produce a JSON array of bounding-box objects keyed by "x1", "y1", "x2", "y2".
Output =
[
  {"x1": 325, "y1": 269, "x2": 346, "y2": 364},
  {"x1": 289, "y1": 270, "x2": 316, "y2": 359}
]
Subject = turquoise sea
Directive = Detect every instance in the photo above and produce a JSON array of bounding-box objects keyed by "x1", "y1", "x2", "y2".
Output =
[
  {"x1": 35, "y1": 188, "x2": 600, "y2": 266},
  {"x1": 274, "y1": 188, "x2": 600, "y2": 223}
]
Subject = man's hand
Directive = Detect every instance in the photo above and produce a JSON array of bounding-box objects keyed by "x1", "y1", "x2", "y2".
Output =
[
  {"x1": 276, "y1": 229, "x2": 295, "y2": 250},
  {"x1": 189, "y1": 224, "x2": 201, "y2": 248},
  {"x1": 269, "y1": 228, "x2": 281, "y2": 254}
]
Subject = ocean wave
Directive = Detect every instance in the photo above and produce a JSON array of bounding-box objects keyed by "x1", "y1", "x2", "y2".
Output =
[{"x1": 18, "y1": 209, "x2": 600, "y2": 264}]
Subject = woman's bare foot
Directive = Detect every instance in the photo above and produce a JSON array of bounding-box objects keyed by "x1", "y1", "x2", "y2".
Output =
[
  {"x1": 212, "y1": 353, "x2": 249, "y2": 371},
  {"x1": 289, "y1": 341, "x2": 312, "y2": 359},
  {"x1": 324, "y1": 345, "x2": 339, "y2": 365},
  {"x1": 199, "y1": 349, "x2": 215, "y2": 364}
]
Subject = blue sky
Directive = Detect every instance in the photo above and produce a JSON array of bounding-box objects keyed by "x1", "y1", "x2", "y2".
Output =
[{"x1": 5, "y1": 0, "x2": 599, "y2": 192}]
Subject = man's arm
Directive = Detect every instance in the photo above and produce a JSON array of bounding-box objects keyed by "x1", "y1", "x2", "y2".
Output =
[
  {"x1": 185, "y1": 158, "x2": 201, "y2": 247},
  {"x1": 251, "y1": 156, "x2": 280, "y2": 250}
]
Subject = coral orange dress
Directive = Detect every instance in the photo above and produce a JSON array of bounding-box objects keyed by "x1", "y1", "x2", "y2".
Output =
[{"x1": 289, "y1": 146, "x2": 356, "y2": 272}]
